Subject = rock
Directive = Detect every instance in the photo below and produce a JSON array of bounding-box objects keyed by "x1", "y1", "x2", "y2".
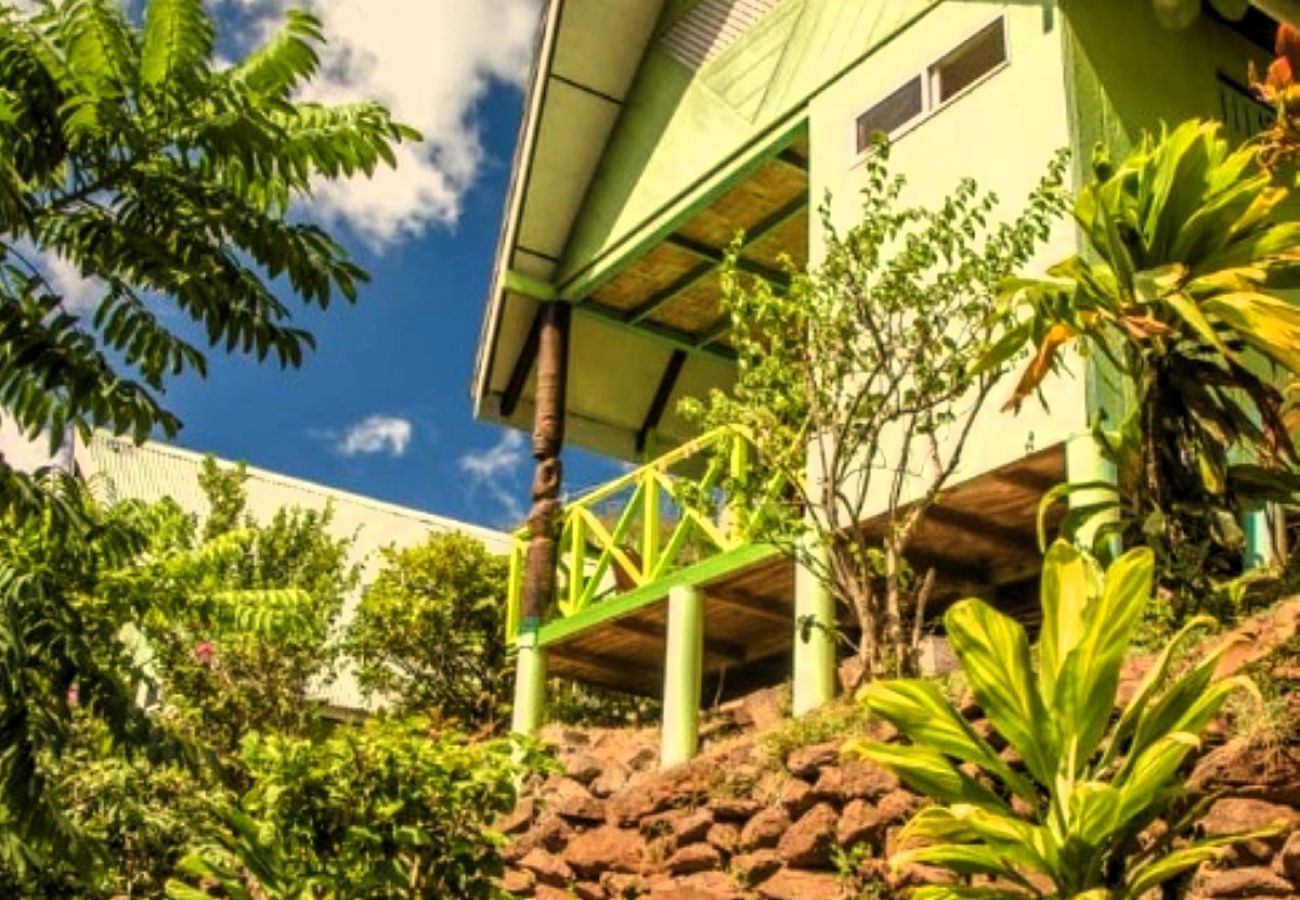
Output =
[
  {"x1": 786, "y1": 742, "x2": 839, "y2": 779},
  {"x1": 1200, "y1": 798, "x2": 1299, "y2": 836},
  {"x1": 591, "y1": 762, "x2": 631, "y2": 798},
  {"x1": 777, "y1": 803, "x2": 839, "y2": 868},
  {"x1": 495, "y1": 797, "x2": 536, "y2": 835},
  {"x1": 552, "y1": 777, "x2": 606, "y2": 823},
  {"x1": 755, "y1": 867, "x2": 843, "y2": 899},
  {"x1": 572, "y1": 882, "x2": 604, "y2": 900},
  {"x1": 499, "y1": 867, "x2": 535, "y2": 895},
  {"x1": 887, "y1": 862, "x2": 956, "y2": 892},
  {"x1": 731, "y1": 849, "x2": 782, "y2": 884},
  {"x1": 1276, "y1": 830, "x2": 1300, "y2": 880},
  {"x1": 778, "y1": 779, "x2": 816, "y2": 817},
  {"x1": 710, "y1": 797, "x2": 762, "y2": 821},
  {"x1": 609, "y1": 768, "x2": 709, "y2": 825},
  {"x1": 1191, "y1": 744, "x2": 1300, "y2": 806},
  {"x1": 518, "y1": 848, "x2": 574, "y2": 888},
  {"x1": 673, "y1": 808, "x2": 715, "y2": 845},
  {"x1": 509, "y1": 813, "x2": 571, "y2": 859},
  {"x1": 740, "y1": 807, "x2": 791, "y2": 850},
  {"x1": 565, "y1": 825, "x2": 647, "y2": 879},
  {"x1": 815, "y1": 760, "x2": 897, "y2": 803},
  {"x1": 667, "y1": 842, "x2": 723, "y2": 875},
  {"x1": 563, "y1": 752, "x2": 604, "y2": 785},
  {"x1": 837, "y1": 799, "x2": 887, "y2": 849},
  {"x1": 1193, "y1": 865, "x2": 1296, "y2": 897},
  {"x1": 533, "y1": 886, "x2": 572, "y2": 900},
  {"x1": 650, "y1": 871, "x2": 744, "y2": 899},
  {"x1": 707, "y1": 821, "x2": 741, "y2": 853},
  {"x1": 602, "y1": 871, "x2": 650, "y2": 898},
  {"x1": 876, "y1": 789, "x2": 922, "y2": 825}
]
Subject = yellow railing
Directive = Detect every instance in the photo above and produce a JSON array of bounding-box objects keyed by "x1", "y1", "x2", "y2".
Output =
[{"x1": 505, "y1": 426, "x2": 787, "y2": 638}]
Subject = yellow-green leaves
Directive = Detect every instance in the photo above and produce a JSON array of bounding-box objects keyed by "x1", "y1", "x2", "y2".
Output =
[
  {"x1": 857, "y1": 542, "x2": 1260, "y2": 898},
  {"x1": 140, "y1": 0, "x2": 213, "y2": 88}
]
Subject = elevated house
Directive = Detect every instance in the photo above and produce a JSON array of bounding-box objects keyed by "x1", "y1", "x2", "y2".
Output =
[{"x1": 472, "y1": 0, "x2": 1294, "y2": 763}]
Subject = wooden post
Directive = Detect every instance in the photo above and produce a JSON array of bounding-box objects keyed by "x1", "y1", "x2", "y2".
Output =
[
  {"x1": 511, "y1": 302, "x2": 570, "y2": 736},
  {"x1": 661, "y1": 584, "x2": 703, "y2": 767}
]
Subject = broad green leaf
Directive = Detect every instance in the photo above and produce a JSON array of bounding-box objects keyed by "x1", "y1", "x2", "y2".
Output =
[
  {"x1": 858, "y1": 680, "x2": 1036, "y2": 803},
  {"x1": 1115, "y1": 732, "x2": 1199, "y2": 823},
  {"x1": 1121, "y1": 831, "x2": 1281, "y2": 899},
  {"x1": 944, "y1": 599, "x2": 1055, "y2": 787},
  {"x1": 911, "y1": 888, "x2": 1036, "y2": 900},
  {"x1": 847, "y1": 740, "x2": 1008, "y2": 811},
  {"x1": 1037, "y1": 541, "x2": 1103, "y2": 711}
]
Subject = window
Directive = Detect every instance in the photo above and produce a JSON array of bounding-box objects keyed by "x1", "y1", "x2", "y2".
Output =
[
  {"x1": 855, "y1": 77, "x2": 924, "y2": 153},
  {"x1": 931, "y1": 18, "x2": 1007, "y2": 104},
  {"x1": 852, "y1": 16, "x2": 1009, "y2": 157}
]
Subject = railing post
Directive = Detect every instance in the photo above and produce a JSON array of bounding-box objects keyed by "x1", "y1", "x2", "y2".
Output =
[
  {"x1": 793, "y1": 533, "x2": 836, "y2": 716},
  {"x1": 1066, "y1": 431, "x2": 1120, "y2": 560},
  {"x1": 661, "y1": 584, "x2": 703, "y2": 768},
  {"x1": 1243, "y1": 503, "x2": 1277, "y2": 571},
  {"x1": 512, "y1": 302, "x2": 570, "y2": 736},
  {"x1": 725, "y1": 431, "x2": 750, "y2": 543}
]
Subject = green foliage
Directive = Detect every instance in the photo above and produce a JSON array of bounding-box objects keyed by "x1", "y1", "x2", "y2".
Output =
[
  {"x1": 140, "y1": 457, "x2": 359, "y2": 753},
  {"x1": 0, "y1": 0, "x2": 417, "y2": 449},
  {"x1": 347, "y1": 533, "x2": 510, "y2": 729},
  {"x1": 683, "y1": 140, "x2": 1067, "y2": 677},
  {"x1": 167, "y1": 717, "x2": 550, "y2": 899},
  {"x1": 990, "y1": 119, "x2": 1300, "y2": 600},
  {"x1": 850, "y1": 541, "x2": 1276, "y2": 898}
]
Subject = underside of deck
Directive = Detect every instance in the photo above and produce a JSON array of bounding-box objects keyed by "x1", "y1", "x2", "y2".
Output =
[{"x1": 543, "y1": 443, "x2": 1066, "y2": 697}]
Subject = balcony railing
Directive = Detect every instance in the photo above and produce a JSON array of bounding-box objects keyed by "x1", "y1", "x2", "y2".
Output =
[{"x1": 505, "y1": 426, "x2": 787, "y2": 640}]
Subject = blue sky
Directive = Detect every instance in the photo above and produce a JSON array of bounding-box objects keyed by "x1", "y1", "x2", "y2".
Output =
[{"x1": 142, "y1": 1, "x2": 628, "y2": 530}]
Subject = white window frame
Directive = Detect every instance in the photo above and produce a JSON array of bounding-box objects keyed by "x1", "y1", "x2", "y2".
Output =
[{"x1": 850, "y1": 12, "x2": 1011, "y2": 164}]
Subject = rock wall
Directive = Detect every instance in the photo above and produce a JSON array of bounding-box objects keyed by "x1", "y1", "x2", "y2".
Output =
[{"x1": 499, "y1": 603, "x2": 1300, "y2": 899}]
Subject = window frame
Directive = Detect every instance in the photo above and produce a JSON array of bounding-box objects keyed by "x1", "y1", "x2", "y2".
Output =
[{"x1": 850, "y1": 13, "x2": 1011, "y2": 163}]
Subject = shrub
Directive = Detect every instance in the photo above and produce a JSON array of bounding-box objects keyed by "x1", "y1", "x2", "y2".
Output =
[{"x1": 849, "y1": 541, "x2": 1280, "y2": 898}]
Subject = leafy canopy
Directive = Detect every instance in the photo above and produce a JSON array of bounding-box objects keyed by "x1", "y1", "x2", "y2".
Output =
[
  {"x1": 851, "y1": 541, "x2": 1274, "y2": 899},
  {"x1": 0, "y1": 0, "x2": 418, "y2": 449}
]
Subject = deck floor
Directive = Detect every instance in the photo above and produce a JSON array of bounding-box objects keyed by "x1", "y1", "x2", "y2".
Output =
[{"x1": 545, "y1": 444, "x2": 1066, "y2": 696}]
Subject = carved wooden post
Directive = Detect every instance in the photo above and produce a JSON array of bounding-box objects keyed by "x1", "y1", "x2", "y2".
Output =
[{"x1": 511, "y1": 302, "x2": 570, "y2": 735}]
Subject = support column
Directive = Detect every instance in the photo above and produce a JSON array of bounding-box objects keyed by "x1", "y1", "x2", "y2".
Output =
[
  {"x1": 793, "y1": 535, "x2": 836, "y2": 716},
  {"x1": 661, "y1": 584, "x2": 703, "y2": 768},
  {"x1": 1065, "y1": 431, "x2": 1120, "y2": 560},
  {"x1": 1243, "y1": 503, "x2": 1276, "y2": 571},
  {"x1": 512, "y1": 302, "x2": 570, "y2": 736}
]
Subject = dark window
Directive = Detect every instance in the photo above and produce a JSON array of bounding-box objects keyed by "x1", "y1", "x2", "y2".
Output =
[
  {"x1": 932, "y1": 18, "x2": 1007, "y2": 104},
  {"x1": 855, "y1": 76, "x2": 924, "y2": 153}
]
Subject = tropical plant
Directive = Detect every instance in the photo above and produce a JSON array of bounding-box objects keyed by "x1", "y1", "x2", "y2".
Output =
[
  {"x1": 166, "y1": 717, "x2": 550, "y2": 899},
  {"x1": 347, "y1": 532, "x2": 511, "y2": 729},
  {"x1": 139, "y1": 458, "x2": 359, "y2": 754},
  {"x1": 990, "y1": 119, "x2": 1300, "y2": 599},
  {"x1": 850, "y1": 541, "x2": 1279, "y2": 899},
  {"x1": 0, "y1": 0, "x2": 416, "y2": 452},
  {"x1": 683, "y1": 141, "x2": 1067, "y2": 679}
]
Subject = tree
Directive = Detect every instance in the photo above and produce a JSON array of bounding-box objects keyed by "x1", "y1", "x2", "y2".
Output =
[
  {"x1": 850, "y1": 542, "x2": 1276, "y2": 898},
  {"x1": 684, "y1": 142, "x2": 1067, "y2": 680},
  {"x1": 0, "y1": 0, "x2": 416, "y2": 453},
  {"x1": 989, "y1": 120, "x2": 1300, "y2": 601},
  {"x1": 139, "y1": 458, "x2": 359, "y2": 754},
  {"x1": 167, "y1": 718, "x2": 549, "y2": 900},
  {"x1": 347, "y1": 533, "x2": 511, "y2": 730}
]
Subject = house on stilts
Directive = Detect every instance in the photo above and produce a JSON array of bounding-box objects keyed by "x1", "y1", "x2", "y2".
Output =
[{"x1": 470, "y1": 0, "x2": 1293, "y2": 765}]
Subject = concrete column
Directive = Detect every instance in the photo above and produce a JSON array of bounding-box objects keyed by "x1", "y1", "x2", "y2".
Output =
[
  {"x1": 510, "y1": 624, "x2": 546, "y2": 736},
  {"x1": 1065, "y1": 431, "x2": 1120, "y2": 560},
  {"x1": 793, "y1": 535, "x2": 836, "y2": 716},
  {"x1": 1243, "y1": 503, "x2": 1276, "y2": 571},
  {"x1": 661, "y1": 585, "x2": 703, "y2": 768}
]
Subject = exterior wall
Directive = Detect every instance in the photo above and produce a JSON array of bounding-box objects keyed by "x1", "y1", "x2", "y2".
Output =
[
  {"x1": 805, "y1": 0, "x2": 1085, "y2": 512},
  {"x1": 561, "y1": 0, "x2": 944, "y2": 296}
]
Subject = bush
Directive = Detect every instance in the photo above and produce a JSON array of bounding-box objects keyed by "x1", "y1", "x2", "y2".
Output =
[{"x1": 168, "y1": 717, "x2": 551, "y2": 899}]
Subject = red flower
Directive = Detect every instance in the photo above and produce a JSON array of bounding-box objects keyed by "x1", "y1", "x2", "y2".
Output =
[{"x1": 194, "y1": 640, "x2": 215, "y2": 665}]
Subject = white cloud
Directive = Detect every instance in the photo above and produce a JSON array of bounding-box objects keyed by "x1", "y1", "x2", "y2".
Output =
[
  {"x1": 459, "y1": 430, "x2": 527, "y2": 522},
  {"x1": 336, "y1": 414, "x2": 413, "y2": 457},
  {"x1": 222, "y1": 0, "x2": 541, "y2": 248},
  {"x1": 41, "y1": 251, "x2": 103, "y2": 313}
]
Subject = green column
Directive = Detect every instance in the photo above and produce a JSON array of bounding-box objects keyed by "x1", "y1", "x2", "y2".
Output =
[
  {"x1": 1066, "y1": 431, "x2": 1120, "y2": 559},
  {"x1": 1243, "y1": 504, "x2": 1276, "y2": 571},
  {"x1": 510, "y1": 622, "x2": 546, "y2": 736},
  {"x1": 660, "y1": 584, "x2": 703, "y2": 768},
  {"x1": 793, "y1": 535, "x2": 836, "y2": 716}
]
